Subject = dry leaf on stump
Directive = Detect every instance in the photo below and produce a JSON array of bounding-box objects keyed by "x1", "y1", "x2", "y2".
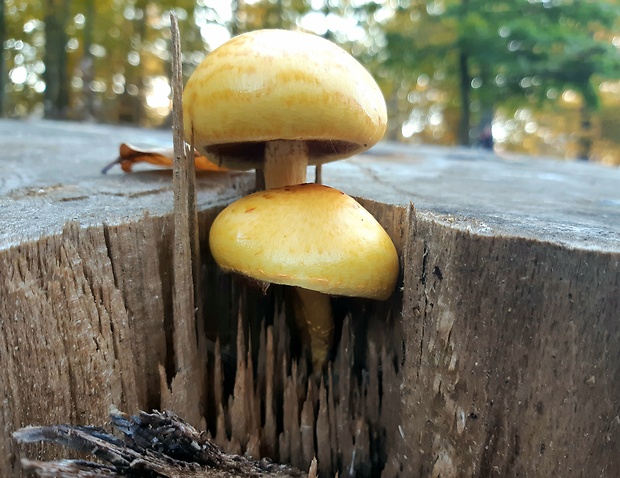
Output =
[{"x1": 102, "y1": 143, "x2": 226, "y2": 173}]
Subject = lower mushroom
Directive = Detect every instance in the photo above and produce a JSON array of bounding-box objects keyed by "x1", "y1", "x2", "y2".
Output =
[
  {"x1": 209, "y1": 183, "x2": 399, "y2": 371},
  {"x1": 292, "y1": 287, "x2": 335, "y2": 369}
]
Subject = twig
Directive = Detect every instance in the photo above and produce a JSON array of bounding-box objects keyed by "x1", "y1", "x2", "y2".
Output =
[{"x1": 315, "y1": 165, "x2": 322, "y2": 185}]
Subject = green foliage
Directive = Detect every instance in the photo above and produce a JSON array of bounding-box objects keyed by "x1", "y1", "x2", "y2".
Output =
[
  {"x1": 382, "y1": 0, "x2": 620, "y2": 148},
  {"x1": 3, "y1": 0, "x2": 204, "y2": 124},
  {"x1": 1, "y1": 0, "x2": 619, "y2": 160}
]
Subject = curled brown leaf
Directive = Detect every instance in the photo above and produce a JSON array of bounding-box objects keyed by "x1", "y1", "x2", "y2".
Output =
[{"x1": 102, "y1": 143, "x2": 226, "y2": 174}]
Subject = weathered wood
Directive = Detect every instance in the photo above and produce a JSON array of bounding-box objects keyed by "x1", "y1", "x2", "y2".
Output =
[
  {"x1": 2, "y1": 119, "x2": 619, "y2": 477},
  {"x1": 160, "y1": 12, "x2": 207, "y2": 430},
  {"x1": 13, "y1": 409, "x2": 309, "y2": 477},
  {"x1": 0, "y1": 121, "x2": 255, "y2": 477},
  {"x1": 400, "y1": 218, "x2": 620, "y2": 476}
]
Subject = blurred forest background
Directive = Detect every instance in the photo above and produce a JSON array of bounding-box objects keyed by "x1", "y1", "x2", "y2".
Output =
[{"x1": 2, "y1": 0, "x2": 620, "y2": 164}]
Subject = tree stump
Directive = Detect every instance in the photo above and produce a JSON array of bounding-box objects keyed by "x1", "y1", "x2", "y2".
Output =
[{"x1": 2, "y1": 119, "x2": 619, "y2": 477}]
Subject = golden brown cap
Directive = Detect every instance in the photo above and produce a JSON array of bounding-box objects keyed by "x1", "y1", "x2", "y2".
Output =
[
  {"x1": 183, "y1": 29, "x2": 387, "y2": 169},
  {"x1": 209, "y1": 183, "x2": 398, "y2": 300}
]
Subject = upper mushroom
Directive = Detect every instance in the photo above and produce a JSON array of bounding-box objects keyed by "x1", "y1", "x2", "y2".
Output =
[{"x1": 183, "y1": 29, "x2": 387, "y2": 188}]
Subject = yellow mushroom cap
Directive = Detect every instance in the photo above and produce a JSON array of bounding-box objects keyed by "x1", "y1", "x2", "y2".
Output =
[
  {"x1": 183, "y1": 29, "x2": 387, "y2": 169},
  {"x1": 209, "y1": 183, "x2": 399, "y2": 300}
]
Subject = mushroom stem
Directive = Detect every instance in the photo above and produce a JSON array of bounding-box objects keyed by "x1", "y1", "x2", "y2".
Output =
[
  {"x1": 292, "y1": 287, "x2": 334, "y2": 373},
  {"x1": 263, "y1": 140, "x2": 309, "y2": 189},
  {"x1": 263, "y1": 141, "x2": 333, "y2": 372}
]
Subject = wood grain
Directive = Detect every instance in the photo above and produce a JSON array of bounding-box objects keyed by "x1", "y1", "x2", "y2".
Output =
[
  {"x1": 399, "y1": 214, "x2": 620, "y2": 476},
  {"x1": 160, "y1": 12, "x2": 207, "y2": 431},
  {"x1": 2, "y1": 120, "x2": 619, "y2": 477}
]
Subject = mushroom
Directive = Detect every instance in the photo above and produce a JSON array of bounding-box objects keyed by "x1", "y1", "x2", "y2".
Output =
[
  {"x1": 182, "y1": 29, "x2": 387, "y2": 189},
  {"x1": 209, "y1": 183, "x2": 399, "y2": 370},
  {"x1": 184, "y1": 29, "x2": 391, "y2": 370}
]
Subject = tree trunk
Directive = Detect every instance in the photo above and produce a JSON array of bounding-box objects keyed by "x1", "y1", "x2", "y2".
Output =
[
  {"x1": 79, "y1": 0, "x2": 95, "y2": 121},
  {"x1": 457, "y1": 0, "x2": 472, "y2": 147},
  {"x1": 43, "y1": 0, "x2": 70, "y2": 119},
  {"x1": 474, "y1": 63, "x2": 495, "y2": 149},
  {"x1": 0, "y1": 0, "x2": 5, "y2": 116},
  {"x1": 578, "y1": 104, "x2": 593, "y2": 161},
  {"x1": 457, "y1": 50, "x2": 472, "y2": 146},
  {"x1": 118, "y1": 0, "x2": 147, "y2": 125},
  {"x1": 230, "y1": 0, "x2": 244, "y2": 35}
]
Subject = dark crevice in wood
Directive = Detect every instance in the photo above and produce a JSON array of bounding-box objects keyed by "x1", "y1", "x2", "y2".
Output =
[{"x1": 8, "y1": 199, "x2": 409, "y2": 478}]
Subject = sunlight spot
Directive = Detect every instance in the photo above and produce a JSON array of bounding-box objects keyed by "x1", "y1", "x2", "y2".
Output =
[
  {"x1": 417, "y1": 74, "x2": 429, "y2": 88},
  {"x1": 145, "y1": 76, "x2": 171, "y2": 110},
  {"x1": 9, "y1": 66, "x2": 27, "y2": 85},
  {"x1": 300, "y1": 11, "x2": 327, "y2": 36},
  {"x1": 89, "y1": 44, "x2": 106, "y2": 58},
  {"x1": 200, "y1": 23, "x2": 231, "y2": 50},
  {"x1": 561, "y1": 90, "x2": 579, "y2": 104},
  {"x1": 127, "y1": 51, "x2": 140, "y2": 66},
  {"x1": 34, "y1": 80, "x2": 45, "y2": 93}
]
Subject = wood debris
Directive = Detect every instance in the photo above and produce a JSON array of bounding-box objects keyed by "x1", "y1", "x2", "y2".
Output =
[
  {"x1": 14, "y1": 408, "x2": 307, "y2": 478},
  {"x1": 14, "y1": 292, "x2": 404, "y2": 477}
]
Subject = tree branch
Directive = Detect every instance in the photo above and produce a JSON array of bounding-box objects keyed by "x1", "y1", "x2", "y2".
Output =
[{"x1": 14, "y1": 409, "x2": 308, "y2": 478}]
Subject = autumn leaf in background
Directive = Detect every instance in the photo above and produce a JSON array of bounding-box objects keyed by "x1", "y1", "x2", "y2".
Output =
[{"x1": 102, "y1": 143, "x2": 227, "y2": 174}]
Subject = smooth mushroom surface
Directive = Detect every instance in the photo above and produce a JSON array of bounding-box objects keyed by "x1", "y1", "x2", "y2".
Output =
[
  {"x1": 209, "y1": 183, "x2": 399, "y2": 369},
  {"x1": 183, "y1": 29, "x2": 387, "y2": 189}
]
